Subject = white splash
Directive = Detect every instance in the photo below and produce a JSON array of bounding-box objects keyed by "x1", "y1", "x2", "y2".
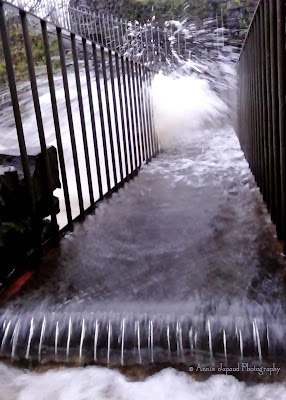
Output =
[
  {"x1": 151, "y1": 70, "x2": 229, "y2": 147},
  {"x1": 0, "y1": 364, "x2": 285, "y2": 400}
]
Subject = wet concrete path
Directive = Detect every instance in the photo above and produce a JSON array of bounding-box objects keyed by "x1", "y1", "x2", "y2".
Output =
[{"x1": 1, "y1": 126, "x2": 285, "y2": 316}]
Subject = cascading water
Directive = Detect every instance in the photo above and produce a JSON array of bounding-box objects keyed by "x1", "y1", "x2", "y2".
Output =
[{"x1": 1, "y1": 10, "x2": 286, "y2": 399}]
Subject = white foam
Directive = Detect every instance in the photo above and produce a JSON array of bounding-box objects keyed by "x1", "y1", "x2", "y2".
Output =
[
  {"x1": 152, "y1": 71, "x2": 228, "y2": 147},
  {"x1": 0, "y1": 364, "x2": 285, "y2": 400}
]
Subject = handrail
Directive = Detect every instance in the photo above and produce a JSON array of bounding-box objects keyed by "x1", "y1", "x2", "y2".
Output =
[
  {"x1": 237, "y1": 0, "x2": 286, "y2": 247},
  {"x1": 0, "y1": 0, "x2": 159, "y2": 268},
  {"x1": 5, "y1": 0, "x2": 247, "y2": 66}
]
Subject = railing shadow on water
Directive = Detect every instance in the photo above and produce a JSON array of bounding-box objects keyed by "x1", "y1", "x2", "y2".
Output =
[{"x1": 0, "y1": 0, "x2": 159, "y2": 272}]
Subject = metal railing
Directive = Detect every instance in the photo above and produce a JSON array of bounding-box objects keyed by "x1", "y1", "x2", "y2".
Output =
[
  {"x1": 6, "y1": 0, "x2": 245, "y2": 66},
  {"x1": 237, "y1": 0, "x2": 286, "y2": 244},
  {"x1": 0, "y1": 0, "x2": 159, "y2": 256}
]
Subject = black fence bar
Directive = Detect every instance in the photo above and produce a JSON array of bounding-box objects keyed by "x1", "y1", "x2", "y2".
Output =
[
  {"x1": 149, "y1": 70, "x2": 159, "y2": 155},
  {"x1": 0, "y1": 1, "x2": 38, "y2": 242},
  {"x1": 0, "y1": 0, "x2": 159, "y2": 271},
  {"x1": 71, "y1": 33, "x2": 94, "y2": 207},
  {"x1": 82, "y1": 39, "x2": 103, "y2": 200},
  {"x1": 126, "y1": 58, "x2": 139, "y2": 170},
  {"x1": 237, "y1": 0, "x2": 286, "y2": 246},
  {"x1": 115, "y1": 53, "x2": 129, "y2": 178},
  {"x1": 92, "y1": 44, "x2": 111, "y2": 193},
  {"x1": 57, "y1": 27, "x2": 85, "y2": 216},
  {"x1": 101, "y1": 47, "x2": 118, "y2": 189},
  {"x1": 138, "y1": 64, "x2": 149, "y2": 162},
  {"x1": 130, "y1": 61, "x2": 142, "y2": 167},
  {"x1": 121, "y1": 57, "x2": 135, "y2": 174},
  {"x1": 20, "y1": 10, "x2": 59, "y2": 234},
  {"x1": 255, "y1": 12, "x2": 264, "y2": 196},
  {"x1": 142, "y1": 66, "x2": 151, "y2": 161},
  {"x1": 264, "y1": 0, "x2": 275, "y2": 221},
  {"x1": 145, "y1": 67, "x2": 155, "y2": 160},
  {"x1": 135, "y1": 63, "x2": 146, "y2": 164},
  {"x1": 260, "y1": 3, "x2": 270, "y2": 207},
  {"x1": 270, "y1": 0, "x2": 282, "y2": 236},
  {"x1": 108, "y1": 50, "x2": 124, "y2": 183},
  {"x1": 277, "y1": 0, "x2": 286, "y2": 240},
  {"x1": 41, "y1": 20, "x2": 73, "y2": 229}
]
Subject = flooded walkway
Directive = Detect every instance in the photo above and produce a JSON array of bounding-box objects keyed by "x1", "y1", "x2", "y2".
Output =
[{"x1": 1, "y1": 126, "x2": 285, "y2": 313}]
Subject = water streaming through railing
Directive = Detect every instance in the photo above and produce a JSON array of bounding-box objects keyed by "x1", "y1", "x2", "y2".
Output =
[
  {"x1": 1, "y1": 4, "x2": 286, "y2": 399},
  {"x1": 1, "y1": 310, "x2": 285, "y2": 366},
  {"x1": 237, "y1": 0, "x2": 286, "y2": 247},
  {"x1": 0, "y1": 0, "x2": 159, "y2": 241}
]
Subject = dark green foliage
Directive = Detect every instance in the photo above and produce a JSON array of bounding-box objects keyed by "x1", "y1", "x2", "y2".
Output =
[
  {"x1": 0, "y1": 15, "x2": 59, "y2": 85},
  {"x1": 80, "y1": 0, "x2": 257, "y2": 26}
]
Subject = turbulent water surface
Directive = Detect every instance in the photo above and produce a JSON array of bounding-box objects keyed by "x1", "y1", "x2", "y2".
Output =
[{"x1": 1, "y1": 52, "x2": 286, "y2": 397}]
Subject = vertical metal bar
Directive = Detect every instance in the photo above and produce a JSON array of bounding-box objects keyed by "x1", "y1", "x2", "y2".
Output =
[
  {"x1": 251, "y1": 30, "x2": 256, "y2": 178},
  {"x1": 108, "y1": 50, "x2": 124, "y2": 183},
  {"x1": 116, "y1": 17, "x2": 121, "y2": 52},
  {"x1": 277, "y1": 0, "x2": 286, "y2": 243},
  {"x1": 130, "y1": 61, "x2": 142, "y2": 166},
  {"x1": 101, "y1": 47, "x2": 118, "y2": 187},
  {"x1": 255, "y1": 8, "x2": 266, "y2": 203},
  {"x1": 157, "y1": 27, "x2": 161, "y2": 63},
  {"x1": 41, "y1": 20, "x2": 72, "y2": 228},
  {"x1": 270, "y1": 0, "x2": 281, "y2": 237},
  {"x1": 125, "y1": 58, "x2": 138, "y2": 170},
  {"x1": 171, "y1": 24, "x2": 174, "y2": 64},
  {"x1": 0, "y1": 2, "x2": 38, "y2": 238},
  {"x1": 103, "y1": 15, "x2": 108, "y2": 48},
  {"x1": 140, "y1": 24, "x2": 145, "y2": 65},
  {"x1": 252, "y1": 17, "x2": 258, "y2": 182},
  {"x1": 125, "y1": 20, "x2": 131, "y2": 55},
  {"x1": 121, "y1": 56, "x2": 135, "y2": 173},
  {"x1": 78, "y1": 9, "x2": 84, "y2": 37},
  {"x1": 151, "y1": 22, "x2": 155, "y2": 63},
  {"x1": 134, "y1": 22, "x2": 138, "y2": 61},
  {"x1": 57, "y1": 27, "x2": 84, "y2": 215},
  {"x1": 71, "y1": 34, "x2": 94, "y2": 206},
  {"x1": 147, "y1": 67, "x2": 155, "y2": 157},
  {"x1": 107, "y1": 15, "x2": 112, "y2": 49},
  {"x1": 98, "y1": 15, "x2": 103, "y2": 47},
  {"x1": 147, "y1": 68, "x2": 157, "y2": 156},
  {"x1": 82, "y1": 40, "x2": 103, "y2": 200},
  {"x1": 260, "y1": 2, "x2": 270, "y2": 209},
  {"x1": 115, "y1": 53, "x2": 129, "y2": 177},
  {"x1": 20, "y1": 11, "x2": 58, "y2": 232},
  {"x1": 264, "y1": 0, "x2": 275, "y2": 220},
  {"x1": 111, "y1": 15, "x2": 116, "y2": 50},
  {"x1": 254, "y1": 13, "x2": 263, "y2": 194},
  {"x1": 145, "y1": 25, "x2": 149, "y2": 64},
  {"x1": 135, "y1": 63, "x2": 146, "y2": 164},
  {"x1": 92, "y1": 44, "x2": 111, "y2": 192},
  {"x1": 94, "y1": 16, "x2": 99, "y2": 43},
  {"x1": 164, "y1": 30, "x2": 168, "y2": 62},
  {"x1": 142, "y1": 66, "x2": 152, "y2": 160},
  {"x1": 138, "y1": 64, "x2": 148, "y2": 162},
  {"x1": 256, "y1": 10, "x2": 266, "y2": 199},
  {"x1": 247, "y1": 39, "x2": 253, "y2": 173},
  {"x1": 120, "y1": 19, "x2": 125, "y2": 53}
]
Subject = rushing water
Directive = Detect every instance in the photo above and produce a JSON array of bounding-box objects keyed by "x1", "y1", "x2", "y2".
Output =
[
  {"x1": 1, "y1": 39, "x2": 286, "y2": 397},
  {"x1": 1, "y1": 364, "x2": 286, "y2": 400}
]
